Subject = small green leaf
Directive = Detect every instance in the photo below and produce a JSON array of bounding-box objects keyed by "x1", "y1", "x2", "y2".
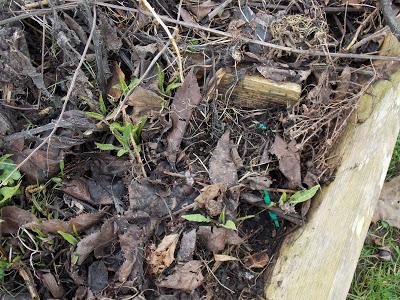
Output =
[
  {"x1": 182, "y1": 214, "x2": 212, "y2": 223},
  {"x1": 59, "y1": 159, "x2": 65, "y2": 176},
  {"x1": 165, "y1": 82, "x2": 182, "y2": 95},
  {"x1": 128, "y1": 78, "x2": 140, "y2": 90},
  {"x1": 236, "y1": 215, "x2": 255, "y2": 222},
  {"x1": 220, "y1": 220, "x2": 237, "y2": 231},
  {"x1": 99, "y1": 94, "x2": 107, "y2": 114},
  {"x1": 278, "y1": 192, "x2": 287, "y2": 208},
  {"x1": 288, "y1": 185, "x2": 320, "y2": 204},
  {"x1": 117, "y1": 149, "x2": 128, "y2": 157},
  {"x1": 95, "y1": 143, "x2": 122, "y2": 151},
  {"x1": 86, "y1": 112, "x2": 104, "y2": 121},
  {"x1": 57, "y1": 231, "x2": 78, "y2": 245},
  {"x1": 71, "y1": 253, "x2": 79, "y2": 265},
  {"x1": 52, "y1": 177, "x2": 63, "y2": 184},
  {"x1": 157, "y1": 63, "x2": 165, "y2": 93},
  {"x1": 0, "y1": 183, "x2": 20, "y2": 202},
  {"x1": 218, "y1": 208, "x2": 226, "y2": 225}
]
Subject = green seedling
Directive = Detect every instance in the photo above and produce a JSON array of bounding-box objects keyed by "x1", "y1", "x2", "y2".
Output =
[
  {"x1": 157, "y1": 64, "x2": 182, "y2": 96},
  {"x1": 57, "y1": 231, "x2": 79, "y2": 245},
  {"x1": 288, "y1": 185, "x2": 320, "y2": 204},
  {"x1": 0, "y1": 154, "x2": 22, "y2": 208},
  {"x1": 182, "y1": 211, "x2": 242, "y2": 231}
]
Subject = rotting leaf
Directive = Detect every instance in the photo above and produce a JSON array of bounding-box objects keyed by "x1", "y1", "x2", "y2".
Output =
[
  {"x1": 244, "y1": 252, "x2": 269, "y2": 269},
  {"x1": 188, "y1": 0, "x2": 216, "y2": 21},
  {"x1": 166, "y1": 69, "x2": 202, "y2": 164},
  {"x1": 107, "y1": 61, "x2": 125, "y2": 102},
  {"x1": 88, "y1": 261, "x2": 108, "y2": 294},
  {"x1": 195, "y1": 183, "x2": 226, "y2": 217},
  {"x1": 177, "y1": 229, "x2": 197, "y2": 262},
  {"x1": 73, "y1": 219, "x2": 115, "y2": 265},
  {"x1": 197, "y1": 226, "x2": 242, "y2": 252},
  {"x1": 126, "y1": 86, "x2": 164, "y2": 118},
  {"x1": 0, "y1": 206, "x2": 37, "y2": 235},
  {"x1": 157, "y1": 260, "x2": 204, "y2": 292},
  {"x1": 270, "y1": 135, "x2": 302, "y2": 188},
  {"x1": 148, "y1": 233, "x2": 179, "y2": 275},
  {"x1": 42, "y1": 273, "x2": 65, "y2": 299},
  {"x1": 288, "y1": 185, "x2": 320, "y2": 204},
  {"x1": 209, "y1": 131, "x2": 238, "y2": 188},
  {"x1": 373, "y1": 175, "x2": 400, "y2": 228}
]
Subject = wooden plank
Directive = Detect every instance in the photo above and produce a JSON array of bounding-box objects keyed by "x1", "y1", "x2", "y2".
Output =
[
  {"x1": 264, "y1": 70, "x2": 400, "y2": 299},
  {"x1": 217, "y1": 68, "x2": 301, "y2": 107}
]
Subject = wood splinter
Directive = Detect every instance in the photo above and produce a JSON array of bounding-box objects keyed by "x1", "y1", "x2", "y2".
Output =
[{"x1": 216, "y1": 68, "x2": 301, "y2": 108}]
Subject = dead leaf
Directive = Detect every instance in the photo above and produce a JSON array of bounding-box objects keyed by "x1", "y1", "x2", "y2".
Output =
[
  {"x1": 88, "y1": 261, "x2": 108, "y2": 294},
  {"x1": 373, "y1": 175, "x2": 400, "y2": 228},
  {"x1": 209, "y1": 131, "x2": 238, "y2": 188},
  {"x1": 157, "y1": 260, "x2": 204, "y2": 292},
  {"x1": 188, "y1": 1, "x2": 216, "y2": 21},
  {"x1": 334, "y1": 67, "x2": 351, "y2": 101},
  {"x1": 197, "y1": 226, "x2": 242, "y2": 252},
  {"x1": 177, "y1": 229, "x2": 197, "y2": 262},
  {"x1": 42, "y1": 273, "x2": 65, "y2": 298},
  {"x1": 73, "y1": 219, "x2": 115, "y2": 265},
  {"x1": 62, "y1": 179, "x2": 92, "y2": 203},
  {"x1": 148, "y1": 234, "x2": 179, "y2": 275},
  {"x1": 244, "y1": 252, "x2": 269, "y2": 269},
  {"x1": 180, "y1": 8, "x2": 198, "y2": 24},
  {"x1": 13, "y1": 148, "x2": 62, "y2": 183},
  {"x1": 117, "y1": 225, "x2": 144, "y2": 282},
  {"x1": 246, "y1": 176, "x2": 272, "y2": 190},
  {"x1": 99, "y1": 12, "x2": 122, "y2": 52},
  {"x1": 195, "y1": 183, "x2": 226, "y2": 217},
  {"x1": 166, "y1": 69, "x2": 202, "y2": 164},
  {"x1": 0, "y1": 206, "x2": 37, "y2": 235},
  {"x1": 270, "y1": 135, "x2": 301, "y2": 188},
  {"x1": 126, "y1": 86, "x2": 163, "y2": 118},
  {"x1": 107, "y1": 61, "x2": 125, "y2": 102},
  {"x1": 28, "y1": 212, "x2": 105, "y2": 234},
  {"x1": 214, "y1": 254, "x2": 238, "y2": 262}
]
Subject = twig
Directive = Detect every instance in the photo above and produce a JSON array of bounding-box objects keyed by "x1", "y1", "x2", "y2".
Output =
[
  {"x1": 95, "y1": 1, "x2": 400, "y2": 62},
  {"x1": 345, "y1": 8, "x2": 378, "y2": 51},
  {"x1": 380, "y1": 0, "x2": 400, "y2": 40},
  {"x1": 140, "y1": 0, "x2": 184, "y2": 82},
  {"x1": 18, "y1": 266, "x2": 39, "y2": 300},
  {"x1": 208, "y1": 0, "x2": 232, "y2": 20},
  {"x1": 0, "y1": 6, "x2": 97, "y2": 187}
]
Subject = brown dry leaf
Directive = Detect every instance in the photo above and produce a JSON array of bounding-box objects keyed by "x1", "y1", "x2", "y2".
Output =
[
  {"x1": 180, "y1": 7, "x2": 197, "y2": 24},
  {"x1": 246, "y1": 176, "x2": 272, "y2": 190},
  {"x1": 166, "y1": 69, "x2": 202, "y2": 164},
  {"x1": 148, "y1": 233, "x2": 179, "y2": 275},
  {"x1": 197, "y1": 226, "x2": 242, "y2": 252},
  {"x1": 73, "y1": 219, "x2": 115, "y2": 265},
  {"x1": 157, "y1": 260, "x2": 204, "y2": 292},
  {"x1": 126, "y1": 86, "x2": 163, "y2": 118},
  {"x1": 334, "y1": 67, "x2": 351, "y2": 101},
  {"x1": 42, "y1": 273, "x2": 65, "y2": 299},
  {"x1": 214, "y1": 254, "x2": 238, "y2": 262},
  {"x1": 373, "y1": 175, "x2": 400, "y2": 228},
  {"x1": 195, "y1": 183, "x2": 226, "y2": 217},
  {"x1": 209, "y1": 131, "x2": 238, "y2": 188},
  {"x1": 244, "y1": 252, "x2": 269, "y2": 269},
  {"x1": 28, "y1": 212, "x2": 105, "y2": 234},
  {"x1": 0, "y1": 206, "x2": 37, "y2": 235},
  {"x1": 270, "y1": 135, "x2": 301, "y2": 188},
  {"x1": 107, "y1": 61, "x2": 125, "y2": 102},
  {"x1": 188, "y1": 0, "x2": 216, "y2": 21},
  {"x1": 117, "y1": 225, "x2": 143, "y2": 282},
  {"x1": 177, "y1": 229, "x2": 197, "y2": 262},
  {"x1": 13, "y1": 148, "x2": 62, "y2": 183},
  {"x1": 63, "y1": 179, "x2": 92, "y2": 203}
]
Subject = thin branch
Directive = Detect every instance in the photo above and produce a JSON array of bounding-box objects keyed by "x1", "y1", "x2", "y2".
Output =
[{"x1": 0, "y1": 5, "x2": 97, "y2": 187}]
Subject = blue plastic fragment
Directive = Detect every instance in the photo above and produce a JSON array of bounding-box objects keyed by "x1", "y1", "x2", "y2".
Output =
[
  {"x1": 257, "y1": 122, "x2": 267, "y2": 130},
  {"x1": 263, "y1": 190, "x2": 280, "y2": 228}
]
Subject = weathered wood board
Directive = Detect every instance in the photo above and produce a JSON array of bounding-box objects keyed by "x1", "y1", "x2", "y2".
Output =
[{"x1": 264, "y1": 70, "x2": 400, "y2": 299}]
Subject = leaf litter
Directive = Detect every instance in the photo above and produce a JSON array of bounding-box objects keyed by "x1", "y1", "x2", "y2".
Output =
[{"x1": 0, "y1": 0, "x2": 395, "y2": 298}]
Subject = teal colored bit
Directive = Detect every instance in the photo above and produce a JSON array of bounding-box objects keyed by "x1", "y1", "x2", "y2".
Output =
[
  {"x1": 257, "y1": 122, "x2": 267, "y2": 130},
  {"x1": 263, "y1": 190, "x2": 280, "y2": 228}
]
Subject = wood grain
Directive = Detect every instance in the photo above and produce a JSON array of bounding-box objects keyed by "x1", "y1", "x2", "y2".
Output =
[{"x1": 264, "y1": 71, "x2": 400, "y2": 300}]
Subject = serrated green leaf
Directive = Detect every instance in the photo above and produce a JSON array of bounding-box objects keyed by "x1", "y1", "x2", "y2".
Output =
[
  {"x1": 165, "y1": 82, "x2": 182, "y2": 95},
  {"x1": 95, "y1": 143, "x2": 122, "y2": 151},
  {"x1": 182, "y1": 214, "x2": 212, "y2": 223},
  {"x1": 85, "y1": 112, "x2": 104, "y2": 121},
  {"x1": 99, "y1": 94, "x2": 107, "y2": 114},
  {"x1": 220, "y1": 220, "x2": 237, "y2": 231},
  {"x1": 288, "y1": 185, "x2": 320, "y2": 204},
  {"x1": 117, "y1": 149, "x2": 128, "y2": 157},
  {"x1": 57, "y1": 231, "x2": 78, "y2": 245}
]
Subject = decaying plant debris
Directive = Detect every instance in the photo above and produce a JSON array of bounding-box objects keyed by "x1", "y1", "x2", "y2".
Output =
[{"x1": 0, "y1": 0, "x2": 399, "y2": 298}]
